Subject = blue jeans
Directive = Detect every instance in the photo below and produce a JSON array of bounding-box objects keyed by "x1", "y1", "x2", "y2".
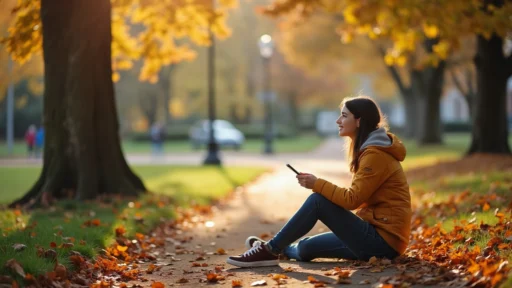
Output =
[{"x1": 267, "y1": 193, "x2": 399, "y2": 261}]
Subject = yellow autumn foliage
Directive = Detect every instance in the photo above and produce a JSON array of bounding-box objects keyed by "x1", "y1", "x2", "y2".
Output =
[
  {"x1": 1, "y1": 0, "x2": 237, "y2": 82},
  {"x1": 264, "y1": 0, "x2": 512, "y2": 67}
]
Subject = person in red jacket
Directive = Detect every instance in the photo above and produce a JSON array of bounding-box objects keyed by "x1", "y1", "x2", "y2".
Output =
[{"x1": 25, "y1": 125, "x2": 37, "y2": 158}]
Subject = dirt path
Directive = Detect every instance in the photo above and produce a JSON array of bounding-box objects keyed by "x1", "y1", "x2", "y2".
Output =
[{"x1": 126, "y1": 138, "x2": 436, "y2": 287}]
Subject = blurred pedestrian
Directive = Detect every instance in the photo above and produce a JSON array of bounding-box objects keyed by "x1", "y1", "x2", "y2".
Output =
[
  {"x1": 150, "y1": 122, "x2": 164, "y2": 155},
  {"x1": 35, "y1": 126, "x2": 45, "y2": 158},
  {"x1": 24, "y1": 125, "x2": 37, "y2": 158}
]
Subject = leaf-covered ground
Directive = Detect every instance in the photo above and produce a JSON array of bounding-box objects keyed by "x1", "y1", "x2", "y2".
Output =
[
  {"x1": 1, "y1": 153, "x2": 511, "y2": 287},
  {"x1": 0, "y1": 165, "x2": 269, "y2": 287}
]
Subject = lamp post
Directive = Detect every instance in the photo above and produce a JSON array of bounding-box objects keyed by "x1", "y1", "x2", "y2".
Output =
[
  {"x1": 6, "y1": 57, "x2": 14, "y2": 155},
  {"x1": 258, "y1": 34, "x2": 274, "y2": 155},
  {"x1": 203, "y1": 0, "x2": 221, "y2": 165}
]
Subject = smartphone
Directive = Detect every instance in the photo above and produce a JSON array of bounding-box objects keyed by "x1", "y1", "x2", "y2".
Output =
[{"x1": 286, "y1": 164, "x2": 300, "y2": 175}]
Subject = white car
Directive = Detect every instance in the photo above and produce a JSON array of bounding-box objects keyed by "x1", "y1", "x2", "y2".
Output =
[{"x1": 189, "y1": 120, "x2": 245, "y2": 150}]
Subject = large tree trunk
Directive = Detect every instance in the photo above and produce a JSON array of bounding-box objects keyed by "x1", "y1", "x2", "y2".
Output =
[
  {"x1": 10, "y1": 0, "x2": 145, "y2": 208},
  {"x1": 468, "y1": 34, "x2": 511, "y2": 154},
  {"x1": 414, "y1": 62, "x2": 446, "y2": 145}
]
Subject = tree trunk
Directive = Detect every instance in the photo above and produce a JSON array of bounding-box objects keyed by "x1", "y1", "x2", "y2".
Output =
[
  {"x1": 468, "y1": 34, "x2": 511, "y2": 154},
  {"x1": 159, "y1": 65, "x2": 175, "y2": 125},
  {"x1": 10, "y1": 0, "x2": 146, "y2": 208},
  {"x1": 415, "y1": 62, "x2": 446, "y2": 145},
  {"x1": 402, "y1": 91, "x2": 417, "y2": 138}
]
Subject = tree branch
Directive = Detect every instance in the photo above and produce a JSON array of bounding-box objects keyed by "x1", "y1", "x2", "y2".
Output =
[
  {"x1": 465, "y1": 67, "x2": 475, "y2": 97},
  {"x1": 450, "y1": 68, "x2": 466, "y2": 96},
  {"x1": 374, "y1": 43, "x2": 409, "y2": 96}
]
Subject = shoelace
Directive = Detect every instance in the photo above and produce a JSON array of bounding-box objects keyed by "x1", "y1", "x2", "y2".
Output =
[{"x1": 242, "y1": 241, "x2": 263, "y2": 257}]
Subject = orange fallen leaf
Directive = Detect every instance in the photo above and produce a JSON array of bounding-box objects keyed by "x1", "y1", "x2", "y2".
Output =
[
  {"x1": 368, "y1": 256, "x2": 378, "y2": 265},
  {"x1": 271, "y1": 274, "x2": 288, "y2": 280},
  {"x1": 151, "y1": 281, "x2": 165, "y2": 288},
  {"x1": 91, "y1": 219, "x2": 101, "y2": 226},
  {"x1": 216, "y1": 248, "x2": 227, "y2": 255},
  {"x1": 308, "y1": 276, "x2": 326, "y2": 284},
  {"x1": 207, "y1": 273, "x2": 225, "y2": 282},
  {"x1": 176, "y1": 278, "x2": 188, "y2": 283},
  {"x1": 60, "y1": 242, "x2": 74, "y2": 249},
  {"x1": 54, "y1": 263, "x2": 67, "y2": 279},
  {"x1": 5, "y1": 259, "x2": 25, "y2": 277},
  {"x1": 44, "y1": 249, "x2": 57, "y2": 260},
  {"x1": 336, "y1": 275, "x2": 351, "y2": 284},
  {"x1": 147, "y1": 264, "x2": 159, "y2": 274},
  {"x1": 483, "y1": 202, "x2": 490, "y2": 211},
  {"x1": 232, "y1": 279, "x2": 243, "y2": 287},
  {"x1": 50, "y1": 242, "x2": 57, "y2": 248},
  {"x1": 117, "y1": 245, "x2": 128, "y2": 252},
  {"x1": 46, "y1": 271, "x2": 57, "y2": 281},
  {"x1": 115, "y1": 226, "x2": 127, "y2": 237},
  {"x1": 191, "y1": 262, "x2": 201, "y2": 267}
]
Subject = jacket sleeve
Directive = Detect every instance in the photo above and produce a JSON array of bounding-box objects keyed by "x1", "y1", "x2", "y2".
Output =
[{"x1": 312, "y1": 150, "x2": 389, "y2": 210}]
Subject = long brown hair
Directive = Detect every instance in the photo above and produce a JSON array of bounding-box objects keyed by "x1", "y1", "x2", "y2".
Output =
[{"x1": 342, "y1": 96, "x2": 387, "y2": 173}]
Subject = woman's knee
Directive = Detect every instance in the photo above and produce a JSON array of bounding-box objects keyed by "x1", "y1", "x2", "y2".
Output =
[{"x1": 305, "y1": 193, "x2": 327, "y2": 206}]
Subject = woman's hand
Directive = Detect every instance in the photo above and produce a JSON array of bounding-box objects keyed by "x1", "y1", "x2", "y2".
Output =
[{"x1": 297, "y1": 173, "x2": 317, "y2": 190}]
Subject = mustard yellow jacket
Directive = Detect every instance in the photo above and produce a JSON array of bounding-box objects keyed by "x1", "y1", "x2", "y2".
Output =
[{"x1": 313, "y1": 129, "x2": 411, "y2": 255}]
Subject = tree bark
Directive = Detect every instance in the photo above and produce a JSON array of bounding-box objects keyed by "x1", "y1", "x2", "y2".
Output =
[
  {"x1": 468, "y1": 34, "x2": 511, "y2": 154},
  {"x1": 414, "y1": 61, "x2": 446, "y2": 145},
  {"x1": 402, "y1": 91, "x2": 417, "y2": 138},
  {"x1": 10, "y1": 0, "x2": 146, "y2": 208}
]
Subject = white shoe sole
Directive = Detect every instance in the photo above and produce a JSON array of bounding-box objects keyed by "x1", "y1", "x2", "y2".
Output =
[{"x1": 226, "y1": 257, "x2": 279, "y2": 268}]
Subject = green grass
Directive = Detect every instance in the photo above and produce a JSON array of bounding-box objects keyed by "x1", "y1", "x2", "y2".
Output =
[
  {"x1": 0, "y1": 134, "x2": 324, "y2": 158},
  {"x1": 401, "y1": 133, "x2": 473, "y2": 170},
  {"x1": 121, "y1": 133, "x2": 323, "y2": 154},
  {"x1": 0, "y1": 165, "x2": 269, "y2": 281}
]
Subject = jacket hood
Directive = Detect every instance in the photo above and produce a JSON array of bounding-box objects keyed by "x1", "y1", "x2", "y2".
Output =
[{"x1": 360, "y1": 127, "x2": 406, "y2": 161}]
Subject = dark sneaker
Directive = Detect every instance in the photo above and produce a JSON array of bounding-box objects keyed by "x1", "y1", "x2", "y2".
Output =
[
  {"x1": 245, "y1": 236, "x2": 266, "y2": 249},
  {"x1": 227, "y1": 241, "x2": 279, "y2": 268}
]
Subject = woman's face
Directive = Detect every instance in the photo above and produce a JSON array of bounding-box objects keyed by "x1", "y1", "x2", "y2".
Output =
[{"x1": 336, "y1": 105, "x2": 360, "y2": 138}]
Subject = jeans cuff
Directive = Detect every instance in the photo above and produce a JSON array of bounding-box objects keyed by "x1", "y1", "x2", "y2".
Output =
[{"x1": 266, "y1": 240, "x2": 282, "y2": 256}]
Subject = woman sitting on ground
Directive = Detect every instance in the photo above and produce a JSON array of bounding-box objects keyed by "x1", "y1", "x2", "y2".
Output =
[{"x1": 227, "y1": 96, "x2": 411, "y2": 267}]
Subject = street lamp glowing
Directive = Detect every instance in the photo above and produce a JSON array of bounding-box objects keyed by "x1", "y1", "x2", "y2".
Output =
[
  {"x1": 258, "y1": 34, "x2": 274, "y2": 59},
  {"x1": 260, "y1": 34, "x2": 272, "y2": 44}
]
